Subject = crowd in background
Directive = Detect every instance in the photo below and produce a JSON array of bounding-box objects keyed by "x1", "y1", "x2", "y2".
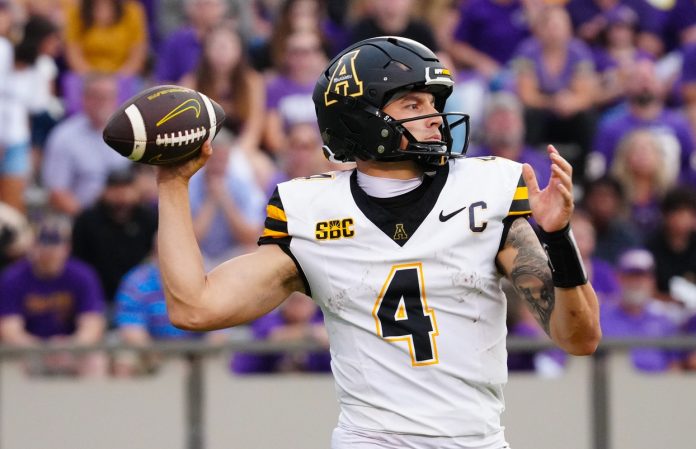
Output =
[{"x1": 0, "y1": 0, "x2": 694, "y2": 377}]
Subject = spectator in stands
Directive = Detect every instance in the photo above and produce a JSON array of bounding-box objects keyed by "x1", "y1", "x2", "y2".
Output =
[
  {"x1": 189, "y1": 130, "x2": 266, "y2": 268},
  {"x1": 581, "y1": 176, "x2": 642, "y2": 264},
  {"x1": 0, "y1": 213, "x2": 107, "y2": 376},
  {"x1": 632, "y1": 0, "x2": 696, "y2": 58},
  {"x1": 511, "y1": 5, "x2": 598, "y2": 181},
  {"x1": 413, "y1": 0, "x2": 460, "y2": 56},
  {"x1": 251, "y1": 0, "x2": 329, "y2": 72},
  {"x1": 274, "y1": 121, "x2": 343, "y2": 183},
  {"x1": 72, "y1": 166, "x2": 157, "y2": 306},
  {"x1": 600, "y1": 248, "x2": 683, "y2": 373},
  {"x1": 467, "y1": 92, "x2": 550, "y2": 187},
  {"x1": 610, "y1": 129, "x2": 676, "y2": 239},
  {"x1": 646, "y1": 186, "x2": 696, "y2": 301},
  {"x1": 0, "y1": 201, "x2": 33, "y2": 270},
  {"x1": 181, "y1": 25, "x2": 265, "y2": 152},
  {"x1": 262, "y1": 29, "x2": 327, "y2": 154},
  {"x1": 10, "y1": 15, "x2": 62, "y2": 158},
  {"x1": 232, "y1": 292, "x2": 330, "y2": 374},
  {"x1": 0, "y1": 32, "x2": 31, "y2": 213},
  {"x1": 571, "y1": 210, "x2": 621, "y2": 304},
  {"x1": 64, "y1": 0, "x2": 148, "y2": 76},
  {"x1": 154, "y1": 0, "x2": 228, "y2": 84},
  {"x1": 113, "y1": 239, "x2": 227, "y2": 376},
  {"x1": 567, "y1": 0, "x2": 627, "y2": 45},
  {"x1": 346, "y1": 0, "x2": 437, "y2": 51},
  {"x1": 42, "y1": 72, "x2": 131, "y2": 216},
  {"x1": 591, "y1": 59, "x2": 695, "y2": 183},
  {"x1": 448, "y1": 0, "x2": 530, "y2": 81},
  {"x1": 591, "y1": 6, "x2": 652, "y2": 110}
]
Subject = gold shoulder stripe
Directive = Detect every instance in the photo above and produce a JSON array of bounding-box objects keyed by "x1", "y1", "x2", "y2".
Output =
[
  {"x1": 513, "y1": 186, "x2": 529, "y2": 201},
  {"x1": 262, "y1": 228, "x2": 289, "y2": 238},
  {"x1": 266, "y1": 205, "x2": 287, "y2": 222},
  {"x1": 507, "y1": 209, "x2": 532, "y2": 216}
]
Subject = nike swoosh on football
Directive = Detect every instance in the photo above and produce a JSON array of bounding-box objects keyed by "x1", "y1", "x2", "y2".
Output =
[{"x1": 439, "y1": 206, "x2": 467, "y2": 222}]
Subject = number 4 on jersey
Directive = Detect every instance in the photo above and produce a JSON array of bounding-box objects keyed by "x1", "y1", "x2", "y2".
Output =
[{"x1": 372, "y1": 263, "x2": 439, "y2": 366}]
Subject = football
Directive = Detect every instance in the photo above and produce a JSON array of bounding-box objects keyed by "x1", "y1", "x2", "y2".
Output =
[{"x1": 102, "y1": 85, "x2": 226, "y2": 165}]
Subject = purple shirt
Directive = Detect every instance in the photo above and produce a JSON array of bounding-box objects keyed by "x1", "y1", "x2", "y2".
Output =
[
  {"x1": 512, "y1": 38, "x2": 595, "y2": 95},
  {"x1": 468, "y1": 145, "x2": 551, "y2": 187},
  {"x1": 232, "y1": 309, "x2": 331, "y2": 374},
  {"x1": 600, "y1": 301, "x2": 680, "y2": 372},
  {"x1": 566, "y1": 0, "x2": 604, "y2": 29},
  {"x1": 265, "y1": 75, "x2": 316, "y2": 128},
  {"x1": 590, "y1": 258, "x2": 621, "y2": 303},
  {"x1": 592, "y1": 108, "x2": 696, "y2": 180},
  {"x1": 154, "y1": 27, "x2": 202, "y2": 83},
  {"x1": 592, "y1": 47, "x2": 652, "y2": 74},
  {"x1": 682, "y1": 44, "x2": 696, "y2": 84},
  {"x1": 454, "y1": 0, "x2": 530, "y2": 65},
  {"x1": 0, "y1": 258, "x2": 105, "y2": 339}
]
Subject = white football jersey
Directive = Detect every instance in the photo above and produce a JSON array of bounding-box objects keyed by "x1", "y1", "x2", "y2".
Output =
[{"x1": 259, "y1": 157, "x2": 531, "y2": 439}]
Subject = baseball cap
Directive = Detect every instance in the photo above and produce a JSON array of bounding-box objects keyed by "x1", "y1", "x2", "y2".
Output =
[
  {"x1": 105, "y1": 166, "x2": 135, "y2": 186},
  {"x1": 617, "y1": 249, "x2": 655, "y2": 274},
  {"x1": 35, "y1": 214, "x2": 72, "y2": 245}
]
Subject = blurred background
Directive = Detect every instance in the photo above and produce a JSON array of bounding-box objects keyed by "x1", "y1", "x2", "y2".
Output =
[{"x1": 0, "y1": 0, "x2": 695, "y2": 448}]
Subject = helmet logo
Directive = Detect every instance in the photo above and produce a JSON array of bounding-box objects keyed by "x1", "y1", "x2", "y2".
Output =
[
  {"x1": 324, "y1": 49, "x2": 364, "y2": 106},
  {"x1": 425, "y1": 67, "x2": 454, "y2": 87}
]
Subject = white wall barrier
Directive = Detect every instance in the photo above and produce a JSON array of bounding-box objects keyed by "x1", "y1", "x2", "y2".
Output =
[{"x1": 0, "y1": 339, "x2": 694, "y2": 449}]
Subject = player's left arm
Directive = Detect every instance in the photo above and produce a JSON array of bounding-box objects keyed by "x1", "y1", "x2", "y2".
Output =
[{"x1": 497, "y1": 145, "x2": 601, "y2": 355}]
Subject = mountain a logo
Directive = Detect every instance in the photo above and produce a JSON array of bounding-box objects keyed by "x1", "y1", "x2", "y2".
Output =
[
  {"x1": 393, "y1": 224, "x2": 408, "y2": 240},
  {"x1": 315, "y1": 218, "x2": 355, "y2": 240},
  {"x1": 324, "y1": 49, "x2": 364, "y2": 106},
  {"x1": 156, "y1": 99, "x2": 202, "y2": 127}
]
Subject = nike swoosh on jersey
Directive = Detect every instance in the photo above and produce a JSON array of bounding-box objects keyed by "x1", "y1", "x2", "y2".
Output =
[{"x1": 439, "y1": 206, "x2": 467, "y2": 222}]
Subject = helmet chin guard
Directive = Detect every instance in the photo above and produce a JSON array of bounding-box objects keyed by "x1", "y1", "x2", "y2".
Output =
[{"x1": 313, "y1": 36, "x2": 472, "y2": 167}]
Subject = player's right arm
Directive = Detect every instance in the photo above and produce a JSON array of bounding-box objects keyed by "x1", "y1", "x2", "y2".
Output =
[{"x1": 157, "y1": 143, "x2": 304, "y2": 331}]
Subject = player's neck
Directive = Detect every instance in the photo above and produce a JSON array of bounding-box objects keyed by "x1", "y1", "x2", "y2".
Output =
[{"x1": 355, "y1": 159, "x2": 423, "y2": 180}]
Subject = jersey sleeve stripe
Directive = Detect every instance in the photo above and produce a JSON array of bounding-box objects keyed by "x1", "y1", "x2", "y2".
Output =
[
  {"x1": 513, "y1": 186, "x2": 528, "y2": 200},
  {"x1": 267, "y1": 187, "x2": 284, "y2": 209},
  {"x1": 264, "y1": 217, "x2": 288, "y2": 233},
  {"x1": 266, "y1": 204, "x2": 287, "y2": 222},
  {"x1": 507, "y1": 208, "x2": 532, "y2": 216},
  {"x1": 508, "y1": 174, "x2": 532, "y2": 217},
  {"x1": 261, "y1": 228, "x2": 289, "y2": 238}
]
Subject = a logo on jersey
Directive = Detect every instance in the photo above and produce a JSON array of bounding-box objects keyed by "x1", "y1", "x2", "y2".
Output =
[
  {"x1": 393, "y1": 224, "x2": 408, "y2": 240},
  {"x1": 438, "y1": 206, "x2": 466, "y2": 222},
  {"x1": 315, "y1": 218, "x2": 355, "y2": 240},
  {"x1": 324, "y1": 50, "x2": 364, "y2": 106}
]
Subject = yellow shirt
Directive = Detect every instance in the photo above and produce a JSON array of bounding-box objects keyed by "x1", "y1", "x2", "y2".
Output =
[{"x1": 65, "y1": 0, "x2": 147, "y2": 73}]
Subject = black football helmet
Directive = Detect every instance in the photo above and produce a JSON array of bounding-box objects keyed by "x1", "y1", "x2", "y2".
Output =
[{"x1": 312, "y1": 36, "x2": 470, "y2": 166}]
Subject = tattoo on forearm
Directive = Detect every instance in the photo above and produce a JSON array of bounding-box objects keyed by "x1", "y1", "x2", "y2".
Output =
[{"x1": 507, "y1": 219, "x2": 555, "y2": 336}]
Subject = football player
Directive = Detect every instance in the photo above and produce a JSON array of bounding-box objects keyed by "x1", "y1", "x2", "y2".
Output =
[{"x1": 156, "y1": 37, "x2": 601, "y2": 449}]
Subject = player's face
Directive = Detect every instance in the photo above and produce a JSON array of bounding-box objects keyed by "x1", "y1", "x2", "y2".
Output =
[{"x1": 383, "y1": 92, "x2": 443, "y2": 149}]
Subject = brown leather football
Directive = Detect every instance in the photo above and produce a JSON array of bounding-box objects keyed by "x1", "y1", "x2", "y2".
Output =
[{"x1": 103, "y1": 85, "x2": 226, "y2": 165}]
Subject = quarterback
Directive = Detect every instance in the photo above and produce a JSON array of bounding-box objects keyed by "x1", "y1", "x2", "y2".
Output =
[{"x1": 157, "y1": 37, "x2": 601, "y2": 448}]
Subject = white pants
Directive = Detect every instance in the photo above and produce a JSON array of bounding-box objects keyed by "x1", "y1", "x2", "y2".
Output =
[{"x1": 331, "y1": 425, "x2": 511, "y2": 449}]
